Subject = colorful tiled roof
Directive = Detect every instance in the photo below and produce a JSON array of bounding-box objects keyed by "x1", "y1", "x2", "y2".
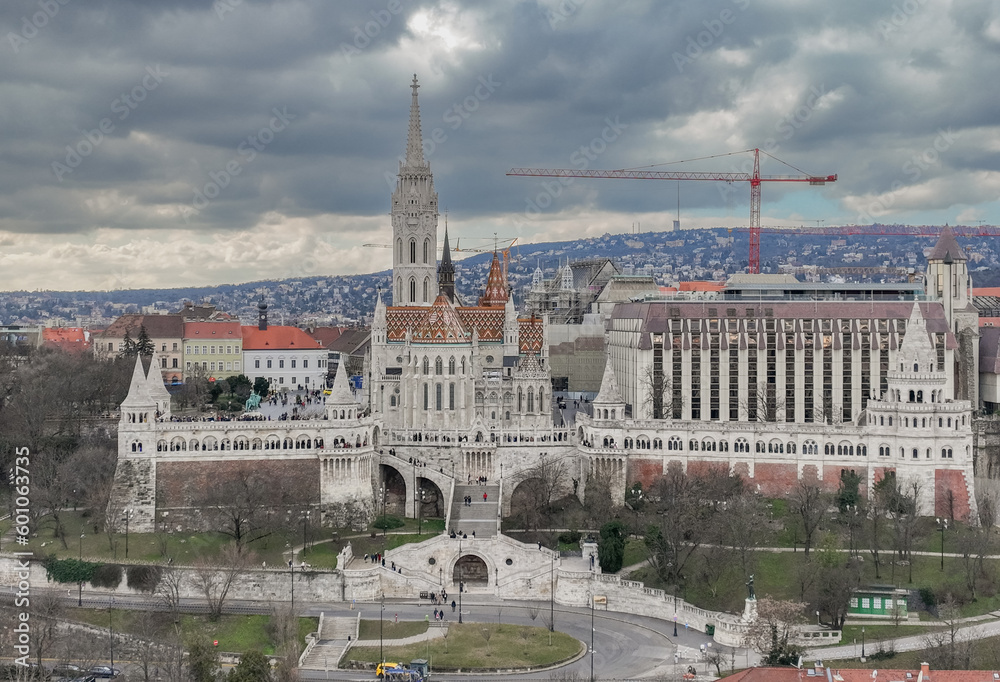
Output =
[
  {"x1": 42, "y1": 327, "x2": 89, "y2": 352},
  {"x1": 411, "y1": 295, "x2": 470, "y2": 343},
  {"x1": 478, "y1": 252, "x2": 509, "y2": 307},
  {"x1": 240, "y1": 325, "x2": 324, "y2": 350},
  {"x1": 518, "y1": 317, "x2": 544, "y2": 353}
]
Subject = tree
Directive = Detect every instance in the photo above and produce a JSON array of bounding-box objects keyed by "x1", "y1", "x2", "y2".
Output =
[
  {"x1": 229, "y1": 649, "x2": 272, "y2": 682},
  {"x1": 157, "y1": 567, "x2": 184, "y2": 614},
  {"x1": 597, "y1": 520, "x2": 627, "y2": 573},
  {"x1": 27, "y1": 591, "x2": 63, "y2": 671},
  {"x1": 812, "y1": 548, "x2": 863, "y2": 629},
  {"x1": 192, "y1": 542, "x2": 254, "y2": 621},
  {"x1": 253, "y1": 376, "x2": 271, "y2": 397},
  {"x1": 188, "y1": 637, "x2": 221, "y2": 682},
  {"x1": 510, "y1": 456, "x2": 570, "y2": 532},
  {"x1": 135, "y1": 325, "x2": 154, "y2": 356},
  {"x1": 791, "y1": 479, "x2": 826, "y2": 558},
  {"x1": 199, "y1": 463, "x2": 292, "y2": 552},
  {"x1": 583, "y1": 473, "x2": 614, "y2": 530},
  {"x1": 118, "y1": 330, "x2": 136, "y2": 358},
  {"x1": 743, "y1": 597, "x2": 806, "y2": 665},
  {"x1": 835, "y1": 469, "x2": 862, "y2": 512},
  {"x1": 268, "y1": 605, "x2": 299, "y2": 682},
  {"x1": 741, "y1": 382, "x2": 784, "y2": 422},
  {"x1": 717, "y1": 491, "x2": 768, "y2": 580},
  {"x1": 922, "y1": 596, "x2": 976, "y2": 670}
]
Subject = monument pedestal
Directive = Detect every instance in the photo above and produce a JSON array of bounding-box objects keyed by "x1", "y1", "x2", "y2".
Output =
[{"x1": 743, "y1": 597, "x2": 758, "y2": 622}]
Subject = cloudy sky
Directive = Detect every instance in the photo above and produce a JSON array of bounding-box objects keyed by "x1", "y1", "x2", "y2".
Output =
[{"x1": 1, "y1": 0, "x2": 999, "y2": 291}]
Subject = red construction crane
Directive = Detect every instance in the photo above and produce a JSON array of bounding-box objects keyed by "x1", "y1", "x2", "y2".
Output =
[{"x1": 507, "y1": 148, "x2": 837, "y2": 273}]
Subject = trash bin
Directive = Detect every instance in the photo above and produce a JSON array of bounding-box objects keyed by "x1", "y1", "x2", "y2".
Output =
[{"x1": 705, "y1": 624, "x2": 715, "y2": 636}]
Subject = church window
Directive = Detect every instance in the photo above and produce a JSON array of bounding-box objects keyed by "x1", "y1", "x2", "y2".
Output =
[
  {"x1": 914, "y1": 362, "x2": 919, "y2": 372},
  {"x1": 435, "y1": 357, "x2": 443, "y2": 375},
  {"x1": 912, "y1": 448, "x2": 918, "y2": 459},
  {"x1": 917, "y1": 390, "x2": 923, "y2": 402},
  {"x1": 410, "y1": 279, "x2": 416, "y2": 303},
  {"x1": 449, "y1": 357, "x2": 456, "y2": 375},
  {"x1": 390, "y1": 395, "x2": 397, "y2": 407},
  {"x1": 436, "y1": 383, "x2": 442, "y2": 410},
  {"x1": 423, "y1": 239, "x2": 430, "y2": 264},
  {"x1": 422, "y1": 357, "x2": 430, "y2": 374},
  {"x1": 410, "y1": 239, "x2": 417, "y2": 264},
  {"x1": 397, "y1": 238, "x2": 403, "y2": 262},
  {"x1": 528, "y1": 390, "x2": 535, "y2": 412},
  {"x1": 423, "y1": 278, "x2": 429, "y2": 303},
  {"x1": 461, "y1": 357, "x2": 466, "y2": 374},
  {"x1": 449, "y1": 383, "x2": 455, "y2": 410},
  {"x1": 517, "y1": 389, "x2": 523, "y2": 413},
  {"x1": 423, "y1": 383, "x2": 429, "y2": 410}
]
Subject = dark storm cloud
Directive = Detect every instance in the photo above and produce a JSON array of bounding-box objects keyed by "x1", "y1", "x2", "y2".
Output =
[{"x1": 1, "y1": 0, "x2": 998, "y2": 288}]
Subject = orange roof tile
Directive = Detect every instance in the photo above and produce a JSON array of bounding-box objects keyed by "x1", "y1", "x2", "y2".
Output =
[{"x1": 240, "y1": 325, "x2": 324, "y2": 350}]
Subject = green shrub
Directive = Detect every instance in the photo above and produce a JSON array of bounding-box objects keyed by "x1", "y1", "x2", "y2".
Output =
[
  {"x1": 373, "y1": 515, "x2": 405, "y2": 530},
  {"x1": 918, "y1": 587, "x2": 937, "y2": 609},
  {"x1": 42, "y1": 556, "x2": 100, "y2": 584}
]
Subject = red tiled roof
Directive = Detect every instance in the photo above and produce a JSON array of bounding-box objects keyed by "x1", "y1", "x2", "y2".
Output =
[
  {"x1": 973, "y1": 287, "x2": 1000, "y2": 297},
  {"x1": 240, "y1": 325, "x2": 324, "y2": 350},
  {"x1": 478, "y1": 252, "x2": 509, "y2": 307},
  {"x1": 412, "y1": 296, "x2": 471, "y2": 343},
  {"x1": 42, "y1": 327, "x2": 90, "y2": 353},
  {"x1": 307, "y1": 326, "x2": 348, "y2": 348},
  {"x1": 184, "y1": 322, "x2": 243, "y2": 339},
  {"x1": 519, "y1": 317, "x2": 544, "y2": 353}
]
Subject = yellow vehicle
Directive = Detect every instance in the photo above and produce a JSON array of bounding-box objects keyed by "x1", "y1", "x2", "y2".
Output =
[{"x1": 376, "y1": 662, "x2": 401, "y2": 678}]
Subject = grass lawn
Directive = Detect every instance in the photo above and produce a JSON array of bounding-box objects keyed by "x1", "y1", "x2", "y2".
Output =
[
  {"x1": 629, "y1": 544, "x2": 1000, "y2": 619},
  {"x1": 622, "y1": 537, "x2": 649, "y2": 568},
  {"x1": 62, "y1": 609, "x2": 318, "y2": 655},
  {"x1": 347, "y1": 622, "x2": 581, "y2": 671},
  {"x1": 26, "y1": 510, "x2": 447, "y2": 568}
]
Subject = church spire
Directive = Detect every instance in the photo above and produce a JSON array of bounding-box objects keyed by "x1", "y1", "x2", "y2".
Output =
[
  {"x1": 438, "y1": 216, "x2": 456, "y2": 303},
  {"x1": 405, "y1": 74, "x2": 425, "y2": 168}
]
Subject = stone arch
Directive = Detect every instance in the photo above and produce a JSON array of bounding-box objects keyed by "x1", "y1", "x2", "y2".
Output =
[
  {"x1": 452, "y1": 553, "x2": 490, "y2": 588},
  {"x1": 416, "y1": 476, "x2": 445, "y2": 518},
  {"x1": 379, "y1": 463, "x2": 407, "y2": 516}
]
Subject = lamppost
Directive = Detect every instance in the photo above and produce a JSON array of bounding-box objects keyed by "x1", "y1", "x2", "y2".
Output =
[
  {"x1": 289, "y1": 559, "x2": 295, "y2": 614},
  {"x1": 108, "y1": 597, "x2": 115, "y2": 669},
  {"x1": 302, "y1": 511, "x2": 309, "y2": 556},
  {"x1": 458, "y1": 536, "x2": 464, "y2": 624},
  {"x1": 379, "y1": 597, "x2": 385, "y2": 667},
  {"x1": 861, "y1": 626, "x2": 866, "y2": 659},
  {"x1": 78, "y1": 533, "x2": 85, "y2": 607},
  {"x1": 673, "y1": 614, "x2": 678, "y2": 638},
  {"x1": 122, "y1": 509, "x2": 132, "y2": 559},
  {"x1": 590, "y1": 588, "x2": 596, "y2": 682},
  {"x1": 549, "y1": 547, "x2": 555, "y2": 632},
  {"x1": 816, "y1": 610, "x2": 820, "y2": 626},
  {"x1": 417, "y1": 489, "x2": 425, "y2": 536},
  {"x1": 380, "y1": 484, "x2": 386, "y2": 538},
  {"x1": 937, "y1": 517, "x2": 948, "y2": 571}
]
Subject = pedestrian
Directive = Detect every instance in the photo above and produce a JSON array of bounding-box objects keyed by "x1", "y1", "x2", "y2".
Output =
[
  {"x1": 433, "y1": 608, "x2": 438, "y2": 620},
  {"x1": 472, "y1": 530, "x2": 476, "y2": 538},
  {"x1": 483, "y1": 492, "x2": 488, "y2": 502},
  {"x1": 395, "y1": 613, "x2": 398, "y2": 624},
  {"x1": 451, "y1": 600, "x2": 456, "y2": 612}
]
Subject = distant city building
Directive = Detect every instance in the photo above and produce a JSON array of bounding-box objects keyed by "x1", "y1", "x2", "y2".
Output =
[
  {"x1": 241, "y1": 299, "x2": 327, "y2": 391},
  {"x1": 95, "y1": 314, "x2": 184, "y2": 384},
  {"x1": 183, "y1": 321, "x2": 243, "y2": 382}
]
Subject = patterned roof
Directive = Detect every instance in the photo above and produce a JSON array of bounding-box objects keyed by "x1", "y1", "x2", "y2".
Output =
[
  {"x1": 478, "y1": 252, "x2": 508, "y2": 307},
  {"x1": 518, "y1": 317, "x2": 544, "y2": 353},
  {"x1": 411, "y1": 295, "x2": 471, "y2": 343}
]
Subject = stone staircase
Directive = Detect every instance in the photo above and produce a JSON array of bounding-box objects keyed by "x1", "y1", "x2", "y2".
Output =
[
  {"x1": 448, "y1": 484, "x2": 499, "y2": 537},
  {"x1": 299, "y1": 616, "x2": 357, "y2": 671}
]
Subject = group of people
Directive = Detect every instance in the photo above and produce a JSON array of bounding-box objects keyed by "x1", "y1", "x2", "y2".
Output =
[{"x1": 469, "y1": 475, "x2": 489, "y2": 485}]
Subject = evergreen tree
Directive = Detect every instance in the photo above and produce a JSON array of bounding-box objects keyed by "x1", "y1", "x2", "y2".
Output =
[
  {"x1": 598, "y1": 519, "x2": 627, "y2": 573},
  {"x1": 253, "y1": 377, "x2": 270, "y2": 397},
  {"x1": 135, "y1": 324, "x2": 155, "y2": 356},
  {"x1": 228, "y1": 649, "x2": 272, "y2": 682},
  {"x1": 118, "y1": 330, "x2": 136, "y2": 358},
  {"x1": 188, "y1": 638, "x2": 221, "y2": 682}
]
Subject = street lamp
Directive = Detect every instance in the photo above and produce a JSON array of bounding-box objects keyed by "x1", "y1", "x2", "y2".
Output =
[
  {"x1": 380, "y1": 484, "x2": 386, "y2": 538},
  {"x1": 380, "y1": 597, "x2": 385, "y2": 668},
  {"x1": 108, "y1": 597, "x2": 115, "y2": 669},
  {"x1": 417, "y1": 489, "x2": 425, "y2": 536},
  {"x1": 816, "y1": 610, "x2": 820, "y2": 626},
  {"x1": 861, "y1": 626, "x2": 866, "y2": 659},
  {"x1": 289, "y1": 559, "x2": 295, "y2": 614},
  {"x1": 549, "y1": 547, "x2": 555, "y2": 632},
  {"x1": 590, "y1": 588, "x2": 596, "y2": 682},
  {"x1": 937, "y1": 517, "x2": 948, "y2": 571},
  {"x1": 122, "y1": 509, "x2": 132, "y2": 559},
  {"x1": 78, "y1": 533, "x2": 85, "y2": 606},
  {"x1": 458, "y1": 536, "x2": 464, "y2": 624},
  {"x1": 673, "y1": 614, "x2": 678, "y2": 638},
  {"x1": 302, "y1": 511, "x2": 309, "y2": 556}
]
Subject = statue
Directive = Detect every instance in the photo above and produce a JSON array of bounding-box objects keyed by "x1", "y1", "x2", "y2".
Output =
[
  {"x1": 244, "y1": 391, "x2": 262, "y2": 412},
  {"x1": 746, "y1": 574, "x2": 756, "y2": 600}
]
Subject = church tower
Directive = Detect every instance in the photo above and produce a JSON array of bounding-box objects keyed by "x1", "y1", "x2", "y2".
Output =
[
  {"x1": 392, "y1": 75, "x2": 439, "y2": 306},
  {"x1": 438, "y1": 222, "x2": 456, "y2": 304}
]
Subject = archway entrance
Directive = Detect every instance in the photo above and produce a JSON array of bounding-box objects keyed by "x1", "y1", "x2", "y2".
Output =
[{"x1": 453, "y1": 554, "x2": 488, "y2": 589}]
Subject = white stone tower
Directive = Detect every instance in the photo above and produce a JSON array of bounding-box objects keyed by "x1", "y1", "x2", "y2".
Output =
[{"x1": 392, "y1": 74, "x2": 439, "y2": 306}]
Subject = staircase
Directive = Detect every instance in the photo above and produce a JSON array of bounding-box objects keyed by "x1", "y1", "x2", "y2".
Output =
[
  {"x1": 299, "y1": 616, "x2": 357, "y2": 671},
  {"x1": 448, "y1": 484, "x2": 499, "y2": 537}
]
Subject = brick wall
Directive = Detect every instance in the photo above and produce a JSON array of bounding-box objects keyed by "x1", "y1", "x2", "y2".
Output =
[{"x1": 934, "y1": 469, "x2": 972, "y2": 521}]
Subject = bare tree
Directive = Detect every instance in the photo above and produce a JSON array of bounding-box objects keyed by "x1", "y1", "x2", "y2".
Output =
[
  {"x1": 511, "y1": 456, "x2": 570, "y2": 532},
  {"x1": 743, "y1": 597, "x2": 806, "y2": 665},
  {"x1": 270, "y1": 604, "x2": 300, "y2": 682},
  {"x1": 922, "y1": 596, "x2": 976, "y2": 670},
  {"x1": 480, "y1": 624, "x2": 494, "y2": 656},
  {"x1": 192, "y1": 542, "x2": 255, "y2": 621},
  {"x1": 199, "y1": 463, "x2": 292, "y2": 552},
  {"x1": 157, "y1": 567, "x2": 184, "y2": 614},
  {"x1": 791, "y1": 480, "x2": 826, "y2": 558},
  {"x1": 27, "y1": 591, "x2": 63, "y2": 671},
  {"x1": 741, "y1": 383, "x2": 784, "y2": 422},
  {"x1": 717, "y1": 491, "x2": 768, "y2": 579}
]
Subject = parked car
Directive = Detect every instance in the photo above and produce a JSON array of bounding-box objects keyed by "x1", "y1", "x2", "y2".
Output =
[
  {"x1": 87, "y1": 667, "x2": 120, "y2": 679},
  {"x1": 50, "y1": 665, "x2": 81, "y2": 678}
]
